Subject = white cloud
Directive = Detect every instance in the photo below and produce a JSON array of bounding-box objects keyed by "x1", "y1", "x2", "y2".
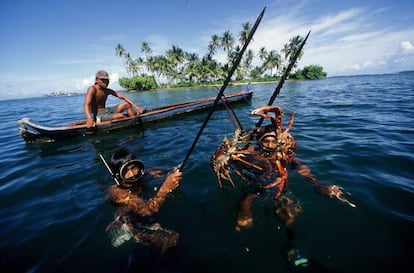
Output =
[
  {"x1": 394, "y1": 57, "x2": 406, "y2": 63},
  {"x1": 76, "y1": 75, "x2": 95, "y2": 90},
  {"x1": 75, "y1": 72, "x2": 120, "y2": 90},
  {"x1": 312, "y1": 8, "x2": 365, "y2": 35},
  {"x1": 400, "y1": 41, "x2": 414, "y2": 52},
  {"x1": 1, "y1": 4, "x2": 414, "y2": 100},
  {"x1": 294, "y1": 9, "x2": 414, "y2": 76}
]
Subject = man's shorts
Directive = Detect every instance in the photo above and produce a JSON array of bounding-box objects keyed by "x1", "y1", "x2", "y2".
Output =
[{"x1": 96, "y1": 104, "x2": 119, "y2": 122}]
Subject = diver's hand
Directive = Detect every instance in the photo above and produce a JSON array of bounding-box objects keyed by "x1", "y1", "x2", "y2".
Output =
[
  {"x1": 105, "y1": 219, "x2": 133, "y2": 247},
  {"x1": 173, "y1": 163, "x2": 183, "y2": 172},
  {"x1": 315, "y1": 184, "x2": 356, "y2": 208},
  {"x1": 161, "y1": 169, "x2": 183, "y2": 193}
]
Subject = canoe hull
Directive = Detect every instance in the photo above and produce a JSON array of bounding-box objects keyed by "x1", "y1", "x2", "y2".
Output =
[{"x1": 18, "y1": 91, "x2": 252, "y2": 143}]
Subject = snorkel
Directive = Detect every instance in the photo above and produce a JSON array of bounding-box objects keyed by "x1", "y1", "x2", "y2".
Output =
[{"x1": 99, "y1": 153, "x2": 122, "y2": 187}]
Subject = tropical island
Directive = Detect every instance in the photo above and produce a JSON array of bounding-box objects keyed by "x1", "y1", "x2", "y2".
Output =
[{"x1": 115, "y1": 21, "x2": 327, "y2": 91}]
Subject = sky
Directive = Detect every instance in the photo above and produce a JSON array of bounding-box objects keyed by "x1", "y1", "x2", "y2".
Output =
[{"x1": 1, "y1": 0, "x2": 413, "y2": 101}]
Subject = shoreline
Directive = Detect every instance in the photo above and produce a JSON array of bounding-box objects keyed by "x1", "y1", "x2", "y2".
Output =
[{"x1": 147, "y1": 80, "x2": 280, "y2": 92}]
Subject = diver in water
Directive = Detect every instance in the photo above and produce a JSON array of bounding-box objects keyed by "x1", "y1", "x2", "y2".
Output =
[
  {"x1": 235, "y1": 120, "x2": 355, "y2": 269},
  {"x1": 101, "y1": 149, "x2": 183, "y2": 256},
  {"x1": 234, "y1": 126, "x2": 307, "y2": 268}
]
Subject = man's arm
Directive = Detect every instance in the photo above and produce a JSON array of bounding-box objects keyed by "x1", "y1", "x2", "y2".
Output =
[
  {"x1": 290, "y1": 158, "x2": 356, "y2": 207},
  {"x1": 146, "y1": 170, "x2": 182, "y2": 214},
  {"x1": 107, "y1": 170, "x2": 182, "y2": 217},
  {"x1": 83, "y1": 86, "x2": 96, "y2": 128},
  {"x1": 114, "y1": 91, "x2": 144, "y2": 114}
]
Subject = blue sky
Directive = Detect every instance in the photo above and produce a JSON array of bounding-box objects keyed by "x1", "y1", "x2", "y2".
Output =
[{"x1": 1, "y1": 0, "x2": 413, "y2": 100}]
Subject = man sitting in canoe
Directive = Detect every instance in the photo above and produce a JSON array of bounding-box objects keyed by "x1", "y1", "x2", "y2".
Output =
[{"x1": 83, "y1": 70, "x2": 144, "y2": 128}]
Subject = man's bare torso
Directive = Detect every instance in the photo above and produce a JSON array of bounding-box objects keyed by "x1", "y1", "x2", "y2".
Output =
[{"x1": 92, "y1": 85, "x2": 112, "y2": 112}]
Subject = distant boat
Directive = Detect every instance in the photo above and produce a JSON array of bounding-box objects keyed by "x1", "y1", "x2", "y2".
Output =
[{"x1": 18, "y1": 91, "x2": 253, "y2": 143}]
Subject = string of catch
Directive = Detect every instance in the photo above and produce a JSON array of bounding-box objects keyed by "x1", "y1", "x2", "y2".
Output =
[
  {"x1": 210, "y1": 31, "x2": 311, "y2": 197},
  {"x1": 210, "y1": 104, "x2": 296, "y2": 194}
]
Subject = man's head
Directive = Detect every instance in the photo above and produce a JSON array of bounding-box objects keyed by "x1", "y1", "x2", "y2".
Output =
[
  {"x1": 259, "y1": 131, "x2": 278, "y2": 153},
  {"x1": 110, "y1": 149, "x2": 145, "y2": 188},
  {"x1": 255, "y1": 124, "x2": 278, "y2": 153},
  {"x1": 96, "y1": 70, "x2": 110, "y2": 80}
]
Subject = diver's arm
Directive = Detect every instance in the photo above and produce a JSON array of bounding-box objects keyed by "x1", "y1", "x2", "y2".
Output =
[
  {"x1": 290, "y1": 158, "x2": 356, "y2": 207},
  {"x1": 146, "y1": 171, "x2": 182, "y2": 214},
  {"x1": 107, "y1": 170, "x2": 182, "y2": 216},
  {"x1": 108, "y1": 186, "x2": 152, "y2": 215},
  {"x1": 290, "y1": 158, "x2": 319, "y2": 184},
  {"x1": 108, "y1": 187, "x2": 163, "y2": 217}
]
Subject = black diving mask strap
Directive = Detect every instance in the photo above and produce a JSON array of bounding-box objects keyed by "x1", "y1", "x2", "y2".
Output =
[{"x1": 119, "y1": 159, "x2": 145, "y2": 184}]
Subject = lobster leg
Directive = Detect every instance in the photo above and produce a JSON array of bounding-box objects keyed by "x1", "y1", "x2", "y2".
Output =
[{"x1": 261, "y1": 160, "x2": 288, "y2": 199}]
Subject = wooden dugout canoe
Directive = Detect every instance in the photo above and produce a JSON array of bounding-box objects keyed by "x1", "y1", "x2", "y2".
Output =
[{"x1": 18, "y1": 91, "x2": 253, "y2": 143}]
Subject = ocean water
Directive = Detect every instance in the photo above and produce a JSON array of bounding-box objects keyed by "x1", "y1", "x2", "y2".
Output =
[{"x1": 0, "y1": 73, "x2": 413, "y2": 273}]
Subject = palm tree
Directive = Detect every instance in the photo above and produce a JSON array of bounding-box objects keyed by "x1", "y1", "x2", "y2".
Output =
[
  {"x1": 200, "y1": 56, "x2": 222, "y2": 82},
  {"x1": 243, "y1": 49, "x2": 254, "y2": 77},
  {"x1": 115, "y1": 44, "x2": 131, "y2": 76},
  {"x1": 166, "y1": 45, "x2": 186, "y2": 82},
  {"x1": 281, "y1": 43, "x2": 290, "y2": 60},
  {"x1": 123, "y1": 52, "x2": 134, "y2": 77},
  {"x1": 262, "y1": 49, "x2": 282, "y2": 77},
  {"x1": 280, "y1": 35, "x2": 305, "y2": 76},
  {"x1": 221, "y1": 30, "x2": 235, "y2": 56},
  {"x1": 147, "y1": 55, "x2": 172, "y2": 83},
  {"x1": 136, "y1": 57, "x2": 145, "y2": 75},
  {"x1": 208, "y1": 34, "x2": 220, "y2": 58},
  {"x1": 282, "y1": 35, "x2": 304, "y2": 62},
  {"x1": 128, "y1": 59, "x2": 140, "y2": 76},
  {"x1": 140, "y1": 42, "x2": 152, "y2": 57},
  {"x1": 166, "y1": 45, "x2": 185, "y2": 66},
  {"x1": 183, "y1": 53, "x2": 200, "y2": 82},
  {"x1": 258, "y1": 47, "x2": 268, "y2": 62},
  {"x1": 115, "y1": 44, "x2": 125, "y2": 58},
  {"x1": 238, "y1": 22, "x2": 252, "y2": 45},
  {"x1": 140, "y1": 42, "x2": 152, "y2": 74}
]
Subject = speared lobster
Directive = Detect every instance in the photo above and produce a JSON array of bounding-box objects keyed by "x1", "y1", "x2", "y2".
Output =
[
  {"x1": 211, "y1": 102, "x2": 356, "y2": 206},
  {"x1": 211, "y1": 105, "x2": 296, "y2": 199},
  {"x1": 211, "y1": 128, "x2": 258, "y2": 188},
  {"x1": 251, "y1": 105, "x2": 297, "y2": 164}
]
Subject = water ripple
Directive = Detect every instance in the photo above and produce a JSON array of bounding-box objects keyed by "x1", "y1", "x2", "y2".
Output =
[{"x1": 1, "y1": 74, "x2": 413, "y2": 272}]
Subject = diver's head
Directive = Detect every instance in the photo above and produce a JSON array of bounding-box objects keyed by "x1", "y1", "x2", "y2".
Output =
[
  {"x1": 256, "y1": 125, "x2": 278, "y2": 153},
  {"x1": 259, "y1": 131, "x2": 278, "y2": 153},
  {"x1": 110, "y1": 149, "x2": 145, "y2": 188}
]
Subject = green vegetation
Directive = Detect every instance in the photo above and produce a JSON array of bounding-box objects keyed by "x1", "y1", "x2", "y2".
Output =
[
  {"x1": 116, "y1": 23, "x2": 326, "y2": 91},
  {"x1": 118, "y1": 75, "x2": 157, "y2": 90},
  {"x1": 290, "y1": 65, "x2": 327, "y2": 80}
]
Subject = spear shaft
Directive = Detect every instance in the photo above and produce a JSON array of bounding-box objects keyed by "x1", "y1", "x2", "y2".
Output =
[
  {"x1": 180, "y1": 7, "x2": 266, "y2": 171},
  {"x1": 254, "y1": 30, "x2": 311, "y2": 129}
]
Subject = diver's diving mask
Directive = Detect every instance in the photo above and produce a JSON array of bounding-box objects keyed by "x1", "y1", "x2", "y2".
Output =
[
  {"x1": 98, "y1": 153, "x2": 145, "y2": 188},
  {"x1": 117, "y1": 159, "x2": 146, "y2": 185},
  {"x1": 258, "y1": 132, "x2": 278, "y2": 153}
]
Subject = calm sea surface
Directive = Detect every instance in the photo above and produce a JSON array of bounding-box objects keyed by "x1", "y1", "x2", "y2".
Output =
[{"x1": 1, "y1": 73, "x2": 413, "y2": 273}]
